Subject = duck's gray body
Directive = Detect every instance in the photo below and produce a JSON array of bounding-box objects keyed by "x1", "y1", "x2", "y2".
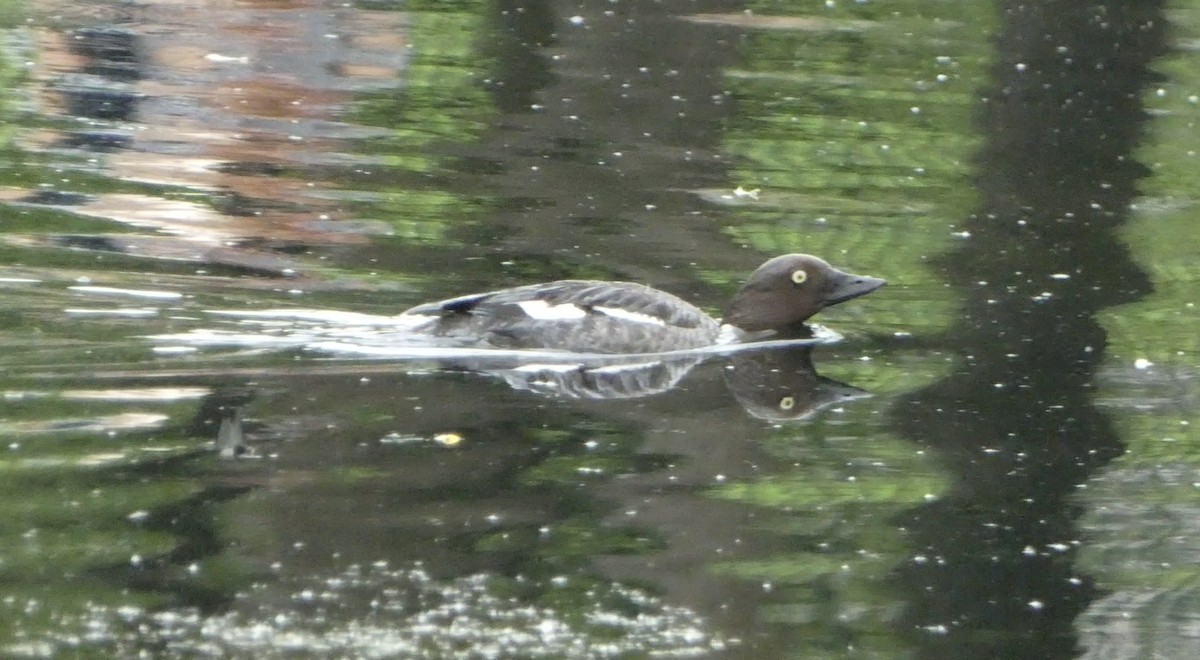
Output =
[
  {"x1": 398, "y1": 254, "x2": 886, "y2": 354},
  {"x1": 401, "y1": 280, "x2": 721, "y2": 353}
]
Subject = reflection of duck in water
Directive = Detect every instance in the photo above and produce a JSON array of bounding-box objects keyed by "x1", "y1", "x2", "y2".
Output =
[
  {"x1": 399, "y1": 254, "x2": 884, "y2": 353},
  {"x1": 203, "y1": 340, "x2": 870, "y2": 455},
  {"x1": 485, "y1": 333, "x2": 867, "y2": 418},
  {"x1": 723, "y1": 330, "x2": 869, "y2": 421}
]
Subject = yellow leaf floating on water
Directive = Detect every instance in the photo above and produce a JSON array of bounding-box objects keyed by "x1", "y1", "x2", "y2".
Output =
[{"x1": 433, "y1": 432, "x2": 463, "y2": 448}]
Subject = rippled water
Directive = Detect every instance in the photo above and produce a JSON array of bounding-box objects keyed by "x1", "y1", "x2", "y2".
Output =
[{"x1": 1, "y1": 0, "x2": 1198, "y2": 657}]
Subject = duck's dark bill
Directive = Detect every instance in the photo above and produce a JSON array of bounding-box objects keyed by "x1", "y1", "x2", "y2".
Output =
[{"x1": 823, "y1": 270, "x2": 887, "y2": 306}]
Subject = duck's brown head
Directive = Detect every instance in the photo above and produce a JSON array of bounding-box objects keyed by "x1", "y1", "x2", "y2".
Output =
[{"x1": 724, "y1": 254, "x2": 885, "y2": 332}]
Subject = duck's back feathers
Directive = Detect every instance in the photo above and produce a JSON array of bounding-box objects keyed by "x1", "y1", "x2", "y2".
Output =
[{"x1": 401, "y1": 280, "x2": 721, "y2": 353}]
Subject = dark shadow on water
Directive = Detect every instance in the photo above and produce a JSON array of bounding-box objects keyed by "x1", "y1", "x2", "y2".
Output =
[
  {"x1": 482, "y1": 0, "x2": 557, "y2": 114},
  {"x1": 889, "y1": 2, "x2": 1164, "y2": 657}
]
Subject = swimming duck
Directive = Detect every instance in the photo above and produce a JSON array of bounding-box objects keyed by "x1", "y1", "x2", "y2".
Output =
[{"x1": 398, "y1": 254, "x2": 885, "y2": 353}]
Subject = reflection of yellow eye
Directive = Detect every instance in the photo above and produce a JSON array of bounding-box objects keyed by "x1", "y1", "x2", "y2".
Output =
[
  {"x1": 779, "y1": 396, "x2": 795, "y2": 410},
  {"x1": 791, "y1": 269, "x2": 807, "y2": 284}
]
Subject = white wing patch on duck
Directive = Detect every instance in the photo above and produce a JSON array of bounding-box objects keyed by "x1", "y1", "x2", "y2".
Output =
[
  {"x1": 515, "y1": 300, "x2": 668, "y2": 326},
  {"x1": 515, "y1": 300, "x2": 588, "y2": 320},
  {"x1": 593, "y1": 306, "x2": 667, "y2": 326}
]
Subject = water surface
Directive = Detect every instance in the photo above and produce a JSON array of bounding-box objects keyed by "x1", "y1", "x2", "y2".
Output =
[{"x1": 1, "y1": 0, "x2": 1198, "y2": 657}]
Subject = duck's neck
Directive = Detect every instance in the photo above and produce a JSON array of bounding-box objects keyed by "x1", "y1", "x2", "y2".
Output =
[{"x1": 717, "y1": 322, "x2": 816, "y2": 345}]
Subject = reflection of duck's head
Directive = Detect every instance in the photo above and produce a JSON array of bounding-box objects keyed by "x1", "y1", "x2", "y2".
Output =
[
  {"x1": 724, "y1": 342, "x2": 870, "y2": 421},
  {"x1": 724, "y1": 254, "x2": 886, "y2": 333}
]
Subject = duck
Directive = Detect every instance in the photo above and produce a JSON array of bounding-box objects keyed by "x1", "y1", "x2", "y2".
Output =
[{"x1": 397, "y1": 254, "x2": 885, "y2": 354}]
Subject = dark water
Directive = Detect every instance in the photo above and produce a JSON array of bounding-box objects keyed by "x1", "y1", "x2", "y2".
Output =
[{"x1": 1, "y1": 0, "x2": 1197, "y2": 657}]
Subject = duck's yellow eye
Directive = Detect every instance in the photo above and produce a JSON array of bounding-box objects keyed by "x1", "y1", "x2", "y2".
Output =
[
  {"x1": 779, "y1": 396, "x2": 795, "y2": 410},
  {"x1": 790, "y1": 269, "x2": 808, "y2": 284}
]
